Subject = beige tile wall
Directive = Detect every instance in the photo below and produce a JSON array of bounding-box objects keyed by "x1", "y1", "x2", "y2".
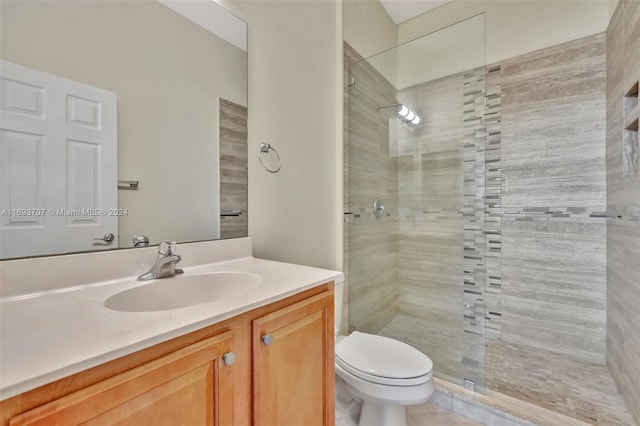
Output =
[
  {"x1": 344, "y1": 42, "x2": 398, "y2": 334},
  {"x1": 499, "y1": 33, "x2": 607, "y2": 364},
  {"x1": 219, "y1": 99, "x2": 248, "y2": 239},
  {"x1": 606, "y1": 1, "x2": 640, "y2": 423}
]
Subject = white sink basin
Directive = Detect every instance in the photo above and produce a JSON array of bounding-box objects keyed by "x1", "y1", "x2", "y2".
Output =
[{"x1": 104, "y1": 272, "x2": 262, "y2": 312}]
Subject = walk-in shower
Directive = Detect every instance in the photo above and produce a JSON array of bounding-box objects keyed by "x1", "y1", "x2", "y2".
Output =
[
  {"x1": 344, "y1": 13, "x2": 634, "y2": 425},
  {"x1": 345, "y1": 13, "x2": 488, "y2": 392}
]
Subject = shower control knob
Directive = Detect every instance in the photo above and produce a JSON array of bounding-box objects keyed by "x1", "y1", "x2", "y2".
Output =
[
  {"x1": 222, "y1": 352, "x2": 236, "y2": 366},
  {"x1": 262, "y1": 334, "x2": 274, "y2": 346},
  {"x1": 373, "y1": 199, "x2": 386, "y2": 219}
]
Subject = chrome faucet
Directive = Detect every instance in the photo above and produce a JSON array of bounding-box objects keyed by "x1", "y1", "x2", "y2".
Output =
[{"x1": 137, "y1": 240, "x2": 184, "y2": 281}]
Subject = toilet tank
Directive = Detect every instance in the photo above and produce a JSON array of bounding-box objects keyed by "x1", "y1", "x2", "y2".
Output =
[{"x1": 334, "y1": 278, "x2": 344, "y2": 335}]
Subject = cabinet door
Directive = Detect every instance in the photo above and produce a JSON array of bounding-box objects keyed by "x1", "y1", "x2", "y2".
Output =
[
  {"x1": 253, "y1": 290, "x2": 334, "y2": 426},
  {"x1": 10, "y1": 331, "x2": 237, "y2": 426}
]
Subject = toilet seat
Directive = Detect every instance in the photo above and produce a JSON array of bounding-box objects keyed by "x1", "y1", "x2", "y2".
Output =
[{"x1": 336, "y1": 332, "x2": 433, "y2": 386}]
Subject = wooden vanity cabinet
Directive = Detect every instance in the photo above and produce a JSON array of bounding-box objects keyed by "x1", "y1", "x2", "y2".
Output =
[
  {"x1": 0, "y1": 283, "x2": 334, "y2": 426},
  {"x1": 253, "y1": 291, "x2": 334, "y2": 426},
  {"x1": 8, "y1": 332, "x2": 237, "y2": 426}
]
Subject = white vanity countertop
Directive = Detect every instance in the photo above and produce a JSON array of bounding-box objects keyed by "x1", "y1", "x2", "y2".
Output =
[{"x1": 0, "y1": 256, "x2": 343, "y2": 400}]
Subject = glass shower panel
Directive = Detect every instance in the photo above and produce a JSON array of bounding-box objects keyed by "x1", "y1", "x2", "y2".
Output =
[{"x1": 345, "y1": 14, "x2": 488, "y2": 392}]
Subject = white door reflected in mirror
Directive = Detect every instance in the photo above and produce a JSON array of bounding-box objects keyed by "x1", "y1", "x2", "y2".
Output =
[{"x1": 0, "y1": 61, "x2": 118, "y2": 259}]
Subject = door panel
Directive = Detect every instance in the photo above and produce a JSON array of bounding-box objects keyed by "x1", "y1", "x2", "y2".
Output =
[
  {"x1": 253, "y1": 290, "x2": 334, "y2": 426},
  {"x1": 66, "y1": 139, "x2": 100, "y2": 226},
  {"x1": 0, "y1": 60, "x2": 117, "y2": 258},
  {"x1": 0, "y1": 130, "x2": 44, "y2": 229}
]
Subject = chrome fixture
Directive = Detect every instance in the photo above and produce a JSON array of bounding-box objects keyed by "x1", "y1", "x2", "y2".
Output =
[
  {"x1": 464, "y1": 378, "x2": 476, "y2": 392},
  {"x1": 258, "y1": 142, "x2": 282, "y2": 173},
  {"x1": 137, "y1": 240, "x2": 184, "y2": 281},
  {"x1": 117, "y1": 180, "x2": 139, "y2": 190},
  {"x1": 373, "y1": 199, "x2": 386, "y2": 219},
  {"x1": 398, "y1": 104, "x2": 421, "y2": 124},
  {"x1": 131, "y1": 235, "x2": 149, "y2": 247},
  {"x1": 377, "y1": 103, "x2": 421, "y2": 125},
  {"x1": 262, "y1": 334, "x2": 274, "y2": 346},
  {"x1": 93, "y1": 233, "x2": 115, "y2": 244},
  {"x1": 222, "y1": 352, "x2": 236, "y2": 366}
]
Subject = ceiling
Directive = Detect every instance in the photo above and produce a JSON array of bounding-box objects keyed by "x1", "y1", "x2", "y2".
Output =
[{"x1": 378, "y1": 0, "x2": 451, "y2": 24}]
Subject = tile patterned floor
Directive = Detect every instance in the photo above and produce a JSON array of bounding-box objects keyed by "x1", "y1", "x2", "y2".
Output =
[
  {"x1": 486, "y1": 339, "x2": 635, "y2": 425},
  {"x1": 335, "y1": 402, "x2": 482, "y2": 426},
  {"x1": 407, "y1": 402, "x2": 482, "y2": 426}
]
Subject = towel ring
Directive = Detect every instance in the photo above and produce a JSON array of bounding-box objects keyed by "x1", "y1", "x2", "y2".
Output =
[{"x1": 258, "y1": 142, "x2": 282, "y2": 173}]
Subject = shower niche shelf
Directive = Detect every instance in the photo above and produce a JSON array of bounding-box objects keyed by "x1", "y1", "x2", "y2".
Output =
[
  {"x1": 624, "y1": 81, "x2": 638, "y2": 129},
  {"x1": 623, "y1": 80, "x2": 638, "y2": 176}
]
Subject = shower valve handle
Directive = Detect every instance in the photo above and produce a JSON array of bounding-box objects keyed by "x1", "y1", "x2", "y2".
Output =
[{"x1": 373, "y1": 199, "x2": 386, "y2": 219}]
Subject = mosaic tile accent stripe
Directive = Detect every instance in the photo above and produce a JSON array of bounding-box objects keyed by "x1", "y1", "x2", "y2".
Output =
[
  {"x1": 484, "y1": 65, "x2": 503, "y2": 340},
  {"x1": 462, "y1": 67, "x2": 487, "y2": 387},
  {"x1": 502, "y1": 206, "x2": 608, "y2": 222}
]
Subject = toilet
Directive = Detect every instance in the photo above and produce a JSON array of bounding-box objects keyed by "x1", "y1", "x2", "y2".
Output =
[{"x1": 334, "y1": 279, "x2": 434, "y2": 426}]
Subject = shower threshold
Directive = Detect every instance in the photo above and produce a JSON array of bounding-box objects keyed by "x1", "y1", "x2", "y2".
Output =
[{"x1": 425, "y1": 377, "x2": 592, "y2": 426}]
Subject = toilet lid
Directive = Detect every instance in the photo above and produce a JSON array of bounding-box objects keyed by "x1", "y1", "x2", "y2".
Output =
[{"x1": 336, "y1": 332, "x2": 433, "y2": 380}]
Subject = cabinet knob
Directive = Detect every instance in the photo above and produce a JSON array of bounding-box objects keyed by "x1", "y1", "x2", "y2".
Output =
[
  {"x1": 222, "y1": 352, "x2": 236, "y2": 366},
  {"x1": 261, "y1": 334, "x2": 274, "y2": 346}
]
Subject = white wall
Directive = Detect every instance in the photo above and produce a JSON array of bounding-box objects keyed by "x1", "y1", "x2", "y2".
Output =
[
  {"x1": 342, "y1": 0, "x2": 397, "y2": 58},
  {"x1": 398, "y1": 0, "x2": 612, "y2": 65},
  {"x1": 220, "y1": 0, "x2": 342, "y2": 270},
  {"x1": 609, "y1": 0, "x2": 620, "y2": 20}
]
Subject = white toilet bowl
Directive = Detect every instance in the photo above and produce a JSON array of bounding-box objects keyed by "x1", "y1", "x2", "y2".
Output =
[
  {"x1": 333, "y1": 280, "x2": 434, "y2": 426},
  {"x1": 334, "y1": 332, "x2": 434, "y2": 426}
]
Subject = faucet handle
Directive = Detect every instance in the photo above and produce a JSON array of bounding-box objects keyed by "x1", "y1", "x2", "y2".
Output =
[{"x1": 158, "y1": 240, "x2": 177, "y2": 255}]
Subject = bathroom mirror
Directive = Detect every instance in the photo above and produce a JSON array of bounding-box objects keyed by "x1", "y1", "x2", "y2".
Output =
[{"x1": 0, "y1": 0, "x2": 248, "y2": 259}]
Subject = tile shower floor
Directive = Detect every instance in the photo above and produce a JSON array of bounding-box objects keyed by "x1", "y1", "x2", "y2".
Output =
[
  {"x1": 486, "y1": 340, "x2": 635, "y2": 425},
  {"x1": 378, "y1": 312, "x2": 635, "y2": 425}
]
